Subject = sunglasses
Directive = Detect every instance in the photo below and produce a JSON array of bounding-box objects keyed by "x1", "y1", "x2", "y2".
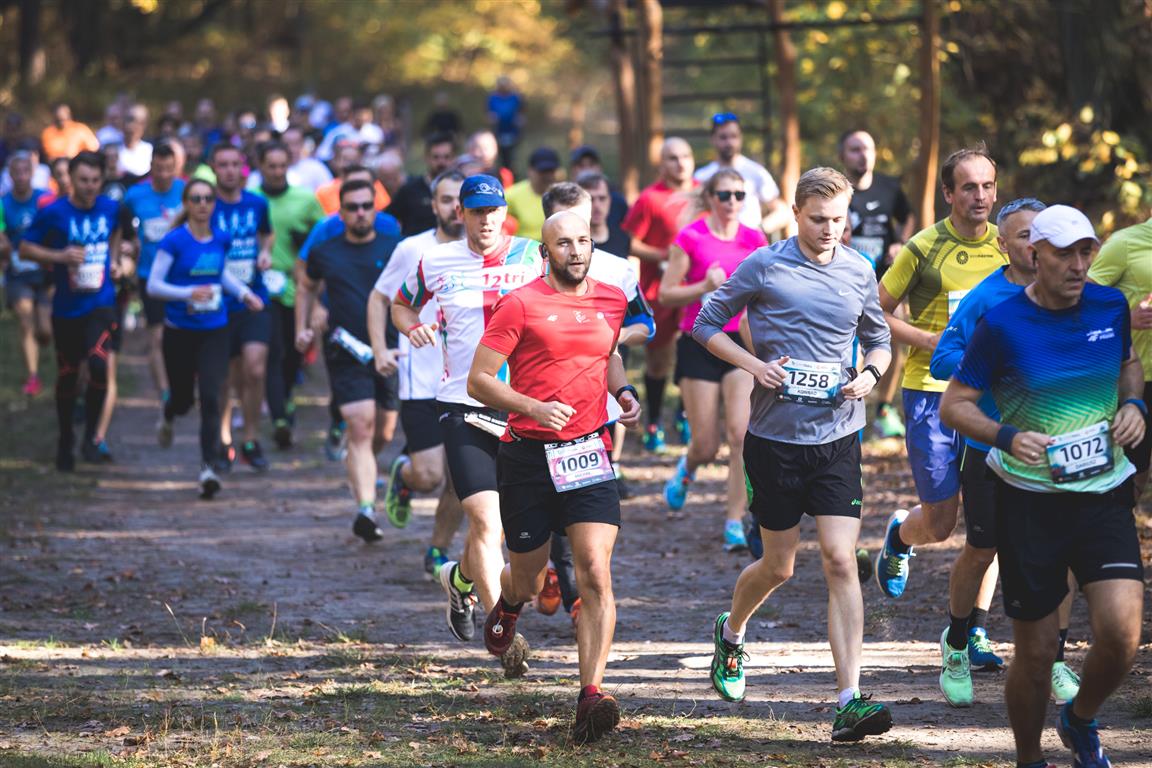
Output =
[
  {"x1": 713, "y1": 190, "x2": 746, "y2": 202},
  {"x1": 342, "y1": 201, "x2": 374, "y2": 212},
  {"x1": 711, "y1": 112, "x2": 739, "y2": 125},
  {"x1": 187, "y1": 194, "x2": 214, "y2": 204}
]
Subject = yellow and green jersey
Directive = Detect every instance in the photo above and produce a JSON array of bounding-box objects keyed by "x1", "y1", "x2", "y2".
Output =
[{"x1": 1089, "y1": 218, "x2": 1152, "y2": 381}]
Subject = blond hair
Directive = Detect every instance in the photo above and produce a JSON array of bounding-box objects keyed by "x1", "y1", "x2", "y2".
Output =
[{"x1": 794, "y1": 167, "x2": 852, "y2": 209}]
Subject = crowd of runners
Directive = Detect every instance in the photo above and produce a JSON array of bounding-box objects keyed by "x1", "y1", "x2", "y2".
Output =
[{"x1": 1, "y1": 95, "x2": 1150, "y2": 767}]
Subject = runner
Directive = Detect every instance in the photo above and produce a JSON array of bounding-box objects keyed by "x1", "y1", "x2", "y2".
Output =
[
  {"x1": 369, "y1": 170, "x2": 466, "y2": 574},
  {"x1": 255, "y1": 141, "x2": 325, "y2": 449},
  {"x1": 210, "y1": 142, "x2": 274, "y2": 472},
  {"x1": 386, "y1": 132, "x2": 456, "y2": 237},
  {"x1": 122, "y1": 141, "x2": 185, "y2": 403},
  {"x1": 391, "y1": 174, "x2": 543, "y2": 660},
  {"x1": 150, "y1": 178, "x2": 264, "y2": 498},
  {"x1": 469, "y1": 209, "x2": 638, "y2": 743},
  {"x1": 2, "y1": 151, "x2": 51, "y2": 396},
  {"x1": 297, "y1": 179, "x2": 400, "y2": 543},
  {"x1": 621, "y1": 137, "x2": 697, "y2": 452},
  {"x1": 873, "y1": 148, "x2": 1009, "y2": 695},
  {"x1": 694, "y1": 113, "x2": 789, "y2": 237},
  {"x1": 658, "y1": 168, "x2": 767, "y2": 551},
  {"x1": 838, "y1": 129, "x2": 916, "y2": 439},
  {"x1": 694, "y1": 167, "x2": 893, "y2": 742},
  {"x1": 504, "y1": 147, "x2": 560, "y2": 241},
  {"x1": 941, "y1": 204, "x2": 1145, "y2": 768},
  {"x1": 20, "y1": 151, "x2": 124, "y2": 471}
]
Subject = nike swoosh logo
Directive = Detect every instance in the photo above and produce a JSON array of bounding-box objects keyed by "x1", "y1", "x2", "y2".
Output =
[
  {"x1": 865, "y1": 200, "x2": 880, "y2": 210},
  {"x1": 838, "y1": 290, "x2": 851, "y2": 296}
]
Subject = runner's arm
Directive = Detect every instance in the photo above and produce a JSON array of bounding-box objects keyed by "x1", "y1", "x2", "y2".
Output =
[
  {"x1": 607, "y1": 351, "x2": 641, "y2": 427},
  {"x1": 629, "y1": 239, "x2": 667, "y2": 264},
  {"x1": 19, "y1": 239, "x2": 84, "y2": 266},
  {"x1": 468, "y1": 343, "x2": 574, "y2": 431},
  {"x1": 658, "y1": 244, "x2": 710, "y2": 308},
  {"x1": 145, "y1": 250, "x2": 196, "y2": 301},
  {"x1": 878, "y1": 282, "x2": 938, "y2": 351},
  {"x1": 367, "y1": 289, "x2": 396, "y2": 364},
  {"x1": 0, "y1": 231, "x2": 10, "y2": 263},
  {"x1": 1113, "y1": 346, "x2": 1147, "y2": 448},
  {"x1": 257, "y1": 231, "x2": 274, "y2": 271},
  {"x1": 295, "y1": 267, "x2": 321, "y2": 351},
  {"x1": 759, "y1": 197, "x2": 791, "y2": 238}
]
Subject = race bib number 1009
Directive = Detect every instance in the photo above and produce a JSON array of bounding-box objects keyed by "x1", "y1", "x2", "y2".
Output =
[
  {"x1": 545, "y1": 432, "x2": 614, "y2": 493},
  {"x1": 777, "y1": 359, "x2": 841, "y2": 407}
]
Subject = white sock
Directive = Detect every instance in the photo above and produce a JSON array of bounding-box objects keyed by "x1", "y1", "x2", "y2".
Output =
[
  {"x1": 838, "y1": 687, "x2": 860, "y2": 708},
  {"x1": 722, "y1": 617, "x2": 744, "y2": 646},
  {"x1": 359, "y1": 504, "x2": 376, "y2": 519}
]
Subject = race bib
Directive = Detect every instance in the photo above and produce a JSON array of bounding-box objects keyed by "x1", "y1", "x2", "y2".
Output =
[
  {"x1": 71, "y1": 263, "x2": 106, "y2": 292},
  {"x1": 851, "y1": 236, "x2": 884, "y2": 264},
  {"x1": 189, "y1": 284, "x2": 222, "y2": 314},
  {"x1": 263, "y1": 269, "x2": 287, "y2": 297},
  {"x1": 947, "y1": 289, "x2": 970, "y2": 318},
  {"x1": 226, "y1": 258, "x2": 255, "y2": 285},
  {"x1": 777, "y1": 358, "x2": 841, "y2": 407},
  {"x1": 330, "y1": 326, "x2": 374, "y2": 365},
  {"x1": 1046, "y1": 421, "x2": 1113, "y2": 484},
  {"x1": 142, "y1": 217, "x2": 171, "y2": 243},
  {"x1": 545, "y1": 432, "x2": 614, "y2": 493}
]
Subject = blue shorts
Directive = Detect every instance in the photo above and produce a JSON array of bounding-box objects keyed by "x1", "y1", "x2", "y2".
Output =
[{"x1": 902, "y1": 388, "x2": 962, "y2": 503}]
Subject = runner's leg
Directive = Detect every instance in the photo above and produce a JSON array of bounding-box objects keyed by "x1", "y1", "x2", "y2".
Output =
[
  {"x1": 340, "y1": 399, "x2": 378, "y2": 507},
  {"x1": 194, "y1": 327, "x2": 229, "y2": 467},
  {"x1": 1073, "y1": 579, "x2": 1143, "y2": 719},
  {"x1": 720, "y1": 368, "x2": 753, "y2": 525},
  {"x1": 1006, "y1": 612, "x2": 1061, "y2": 763},
  {"x1": 460, "y1": 491, "x2": 504, "y2": 612},
  {"x1": 14, "y1": 297, "x2": 38, "y2": 381},
  {"x1": 568, "y1": 521, "x2": 619, "y2": 689},
  {"x1": 816, "y1": 514, "x2": 865, "y2": 693},
  {"x1": 727, "y1": 525, "x2": 802, "y2": 634}
]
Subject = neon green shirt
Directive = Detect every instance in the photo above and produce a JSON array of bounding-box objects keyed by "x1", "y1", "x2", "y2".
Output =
[
  {"x1": 505, "y1": 180, "x2": 545, "y2": 242},
  {"x1": 255, "y1": 185, "x2": 324, "y2": 307},
  {"x1": 1089, "y1": 218, "x2": 1152, "y2": 381}
]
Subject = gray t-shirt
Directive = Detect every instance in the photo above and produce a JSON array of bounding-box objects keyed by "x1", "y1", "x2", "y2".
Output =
[{"x1": 692, "y1": 236, "x2": 890, "y2": 445}]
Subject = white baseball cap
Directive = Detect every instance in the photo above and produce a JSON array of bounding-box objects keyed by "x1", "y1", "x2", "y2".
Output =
[{"x1": 1028, "y1": 204, "x2": 1099, "y2": 247}]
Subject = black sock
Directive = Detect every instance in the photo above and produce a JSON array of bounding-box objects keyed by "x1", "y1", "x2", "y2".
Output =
[
  {"x1": 1056, "y1": 628, "x2": 1068, "y2": 662},
  {"x1": 968, "y1": 607, "x2": 989, "y2": 635},
  {"x1": 499, "y1": 596, "x2": 523, "y2": 615},
  {"x1": 946, "y1": 613, "x2": 969, "y2": 650},
  {"x1": 644, "y1": 374, "x2": 666, "y2": 427},
  {"x1": 892, "y1": 522, "x2": 911, "y2": 553}
]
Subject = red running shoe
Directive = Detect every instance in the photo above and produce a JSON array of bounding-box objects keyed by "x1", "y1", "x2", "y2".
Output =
[
  {"x1": 484, "y1": 600, "x2": 521, "y2": 657},
  {"x1": 22, "y1": 374, "x2": 42, "y2": 397},
  {"x1": 573, "y1": 689, "x2": 620, "y2": 744},
  {"x1": 537, "y1": 566, "x2": 561, "y2": 616}
]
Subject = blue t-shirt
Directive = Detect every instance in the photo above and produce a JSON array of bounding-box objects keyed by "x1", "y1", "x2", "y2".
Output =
[
  {"x1": 299, "y1": 211, "x2": 400, "y2": 262},
  {"x1": 954, "y1": 284, "x2": 1135, "y2": 493},
  {"x1": 214, "y1": 192, "x2": 272, "y2": 313},
  {"x1": 3, "y1": 189, "x2": 48, "y2": 275},
  {"x1": 487, "y1": 92, "x2": 523, "y2": 136},
  {"x1": 123, "y1": 179, "x2": 186, "y2": 278},
  {"x1": 930, "y1": 266, "x2": 1024, "y2": 452},
  {"x1": 23, "y1": 196, "x2": 121, "y2": 318},
  {"x1": 156, "y1": 225, "x2": 232, "y2": 331}
]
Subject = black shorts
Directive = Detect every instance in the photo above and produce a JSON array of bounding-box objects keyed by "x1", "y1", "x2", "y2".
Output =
[
  {"x1": 5, "y1": 271, "x2": 51, "y2": 308},
  {"x1": 400, "y1": 398, "x2": 443, "y2": 453},
  {"x1": 228, "y1": 307, "x2": 271, "y2": 357},
  {"x1": 325, "y1": 348, "x2": 399, "y2": 410},
  {"x1": 496, "y1": 432, "x2": 621, "y2": 554},
  {"x1": 674, "y1": 331, "x2": 741, "y2": 383},
  {"x1": 1123, "y1": 381, "x2": 1152, "y2": 473},
  {"x1": 138, "y1": 276, "x2": 166, "y2": 327},
  {"x1": 994, "y1": 477, "x2": 1143, "y2": 621},
  {"x1": 959, "y1": 443, "x2": 997, "y2": 549},
  {"x1": 438, "y1": 401, "x2": 502, "y2": 501},
  {"x1": 744, "y1": 431, "x2": 863, "y2": 531}
]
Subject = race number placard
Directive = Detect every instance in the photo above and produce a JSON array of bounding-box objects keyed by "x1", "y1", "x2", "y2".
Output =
[
  {"x1": 777, "y1": 359, "x2": 841, "y2": 407},
  {"x1": 545, "y1": 432, "x2": 614, "y2": 493},
  {"x1": 1046, "y1": 421, "x2": 1113, "y2": 484},
  {"x1": 189, "y1": 284, "x2": 222, "y2": 314}
]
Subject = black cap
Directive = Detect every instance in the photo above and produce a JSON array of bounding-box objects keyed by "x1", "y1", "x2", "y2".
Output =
[
  {"x1": 528, "y1": 146, "x2": 560, "y2": 172},
  {"x1": 569, "y1": 144, "x2": 600, "y2": 165}
]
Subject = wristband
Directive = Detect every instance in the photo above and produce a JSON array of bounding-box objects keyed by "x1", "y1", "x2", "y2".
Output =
[
  {"x1": 995, "y1": 424, "x2": 1019, "y2": 453},
  {"x1": 615, "y1": 384, "x2": 639, "y2": 401},
  {"x1": 1123, "y1": 398, "x2": 1148, "y2": 417},
  {"x1": 863, "y1": 364, "x2": 882, "y2": 384}
]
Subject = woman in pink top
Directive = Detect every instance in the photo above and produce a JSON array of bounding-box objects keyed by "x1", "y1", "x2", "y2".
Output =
[{"x1": 658, "y1": 169, "x2": 768, "y2": 551}]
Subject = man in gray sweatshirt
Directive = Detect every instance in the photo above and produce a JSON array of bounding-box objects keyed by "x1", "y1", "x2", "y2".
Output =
[{"x1": 692, "y1": 167, "x2": 893, "y2": 743}]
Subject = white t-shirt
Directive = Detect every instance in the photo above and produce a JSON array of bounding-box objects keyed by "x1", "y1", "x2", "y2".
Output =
[
  {"x1": 316, "y1": 122, "x2": 387, "y2": 161},
  {"x1": 247, "y1": 158, "x2": 333, "y2": 193},
  {"x1": 694, "y1": 155, "x2": 781, "y2": 231},
  {"x1": 373, "y1": 229, "x2": 457, "y2": 401},
  {"x1": 396, "y1": 236, "x2": 543, "y2": 406},
  {"x1": 585, "y1": 249, "x2": 641, "y2": 423},
  {"x1": 117, "y1": 140, "x2": 154, "y2": 178}
]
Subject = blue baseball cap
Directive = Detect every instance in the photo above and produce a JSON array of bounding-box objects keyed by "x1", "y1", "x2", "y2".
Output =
[{"x1": 460, "y1": 174, "x2": 506, "y2": 208}]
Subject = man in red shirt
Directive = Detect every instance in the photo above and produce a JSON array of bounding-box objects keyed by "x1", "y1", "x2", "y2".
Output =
[
  {"x1": 467, "y1": 211, "x2": 641, "y2": 744},
  {"x1": 621, "y1": 136, "x2": 697, "y2": 451}
]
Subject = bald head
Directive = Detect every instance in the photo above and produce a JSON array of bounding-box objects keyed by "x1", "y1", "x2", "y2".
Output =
[
  {"x1": 659, "y1": 136, "x2": 695, "y2": 185},
  {"x1": 542, "y1": 211, "x2": 593, "y2": 288}
]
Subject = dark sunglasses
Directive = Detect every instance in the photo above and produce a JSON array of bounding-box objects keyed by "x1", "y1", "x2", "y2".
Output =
[
  {"x1": 711, "y1": 112, "x2": 739, "y2": 126},
  {"x1": 342, "y1": 201, "x2": 374, "y2": 212},
  {"x1": 713, "y1": 190, "x2": 746, "y2": 202},
  {"x1": 187, "y1": 194, "x2": 214, "y2": 204}
]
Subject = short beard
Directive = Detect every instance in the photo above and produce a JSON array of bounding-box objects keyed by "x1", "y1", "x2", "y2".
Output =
[
  {"x1": 438, "y1": 215, "x2": 463, "y2": 238},
  {"x1": 553, "y1": 264, "x2": 586, "y2": 287}
]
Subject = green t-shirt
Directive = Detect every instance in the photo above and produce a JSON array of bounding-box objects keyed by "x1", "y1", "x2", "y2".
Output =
[
  {"x1": 255, "y1": 185, "x2": 324, "y2": 307},
  {"x1": 1089, "y1": 218, "x2": 1152, "y2": 381}
]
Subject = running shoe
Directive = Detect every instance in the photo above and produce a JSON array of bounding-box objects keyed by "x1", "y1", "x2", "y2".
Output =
[
  {"x1": 81, "y1": 439, "x2": 113, "y2": 464},
  {"x1": 831, "y1": 694, "x2": 893, "y2": 742},
  {"x1": 939, "y1": 627, "x2": 974, "y2": 707},
  {"x1": 570, "y1": 597, "x2": 582, "y2": 631},
  {"x1": 709, "y1": 612, "x2": 747, "y2": 702},
  {"x1": 537, "y1": 567, "x2": 561, "y2": 616},
  {"x1": 484, "y1": 600, "x2": 521, "y2": 656},
  {"x1": 573, "y1": 691, "x2": 620, "y2": 744},
  {"x1": 384, "y1": 455, "x2": 412, "y2": 529},
  {"x1": 499, "y1": 632, "x2": 530, "y2": 679},
  {"x1": 157, "y1": 417, "x2": 174, "y2": 448},
  {"x1": 856, "y1": 547, "x2": 873, "y2": 582},
  {"x1": 423, "y1": 546, "x2": 448, "y2": 582},
  {"x1": 723, "y1": 520, "x2": 749, "y2": 553},
  {"x1": 872, "y1": 403, "x2": 906, "y2": 439},
  {"x1": 642, "y1": 423, "x2": 666, "y2": 453},
  {"x1": 663, "y1": 455, "x2": 693, "y2": 511},
  {"x1": 22, "y1": 374, "x2": 42, "y2": 397},
  {"x1": 439, "y1": 561, "x2": 477, "y2": 641},
  {"x1": 1051, "y1": 661, "x2": 1081, "y2": 704},
  {"x1": 352, "y1": 511, "x2": 383, "y2": 543},
  {"x1": 216, "y1": 443, "x2": 235, "y2": 475},
  {"x1": 273, "y1": 418, "x2": 292, "y2": 450},
  {"x1": 1057, "y1": 700, "x2": 1111, "y2": 767},
  {"x1": 324, "y1": 422, "x2": 347, "y2": 461},
  {"x1": 198, "y1": 464, "x2": 221, "y2": 500},
  {"x1": 967, "y1": 628, "x2": 1004, "y2": 670},
  {"x1": 240, "y1": 441, "x2": 269, "y2": 472},
  {"x1": 95, "y1": 440, "x2": 114, "y2": 463},
  {"x1": 56, "y1": 441, "x2": 75, "y2": 472},
  {"x1": 674, "y1": 411, "x2": 691, "y2": 444},
  {"x1": 875, "y1": 508, "x2": 913, "y2": 598}
]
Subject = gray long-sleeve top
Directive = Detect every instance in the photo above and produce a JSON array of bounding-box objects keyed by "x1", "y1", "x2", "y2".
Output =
[{"x1": 692, "y1": 237, "x2": 891, "y2": 445}]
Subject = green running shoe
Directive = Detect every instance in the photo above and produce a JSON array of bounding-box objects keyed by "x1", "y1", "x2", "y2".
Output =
[
  {"x1": 939, "y1": 627, "x2": 974, "y2": 707},
  {"x1": 831, "y1": 693, "x2": 893, "y2": 742},
  {"x1": 384, "y1": 454, "x2": 413, "y2": 528},
  {"x1": 872, "y1": 403, "x2": 906, "y2": 439},
  {"x1": 1050, "y1": 661, "x2": 1081, "y2": 704},
  {"x1": 709, "y1": 612, "x2": 747, "y2": 702}
]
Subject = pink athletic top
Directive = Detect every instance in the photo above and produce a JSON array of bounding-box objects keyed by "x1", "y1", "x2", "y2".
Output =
[{"x1": 674, "y1": 217, "x2": 768, "y2": 333}]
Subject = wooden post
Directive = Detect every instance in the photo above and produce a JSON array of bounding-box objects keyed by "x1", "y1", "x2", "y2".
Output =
[
  {"x1": 767, "y1": 0, "x2": 800, "y2": 205},
  {"x1": 608, "y1": 2, "x2": 640, "y2": 201},
  {"x1": 637, "y1": 0, "x2": 664, "y2": 181},
  {"x1": 916, "y1": 0, "x2": 941, "y2": 225}
]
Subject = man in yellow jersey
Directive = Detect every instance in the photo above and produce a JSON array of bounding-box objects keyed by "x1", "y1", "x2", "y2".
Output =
[
  {"x1": 873, "y1": 147, "x2": 1008, "y2": 707},
  {"x1": 1089, "y1": 216, "x2": 1152, "y2": 500}
]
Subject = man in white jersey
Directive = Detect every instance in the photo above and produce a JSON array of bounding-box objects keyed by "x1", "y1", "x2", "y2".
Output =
[
  {"x1": 694, "y1": 113, "x2": 790, "y2": 237},
  {"x1": 392, "y1": 174, "x2": 543, "y2": 676},
  {"x1": 368, "y1": 170, "x2": 467, "y2": 580}
]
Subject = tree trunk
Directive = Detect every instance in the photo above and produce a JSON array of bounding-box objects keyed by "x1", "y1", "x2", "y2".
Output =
[
  {"x1": 767, "y1": 0, "x2": 800, "y2": 206},
  {"x1": 916, "y1": 0, "x2": 941, "y2": 225},
  {"x1": 17, "y1": 0, "x2": 45, "y2": 89},
  {"x1": 637, "y1": 0, "x2": 663, "y2": 181},
  {"x1": 609, "y1": 1, "x2": 640, "y2": 201},
  {"x1": 567, "y1": 92, "x2": 587, "y2": 150}
]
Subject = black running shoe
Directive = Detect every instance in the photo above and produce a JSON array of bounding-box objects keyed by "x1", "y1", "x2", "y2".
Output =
[
  {"x1": 353, "y1": 511, "x2": 384, "y2": 543},
  {"x1": 199, "y1": 465, "x2": 221, "y2": 500},
  {"x1": 80, "y1": 439, "x2": 113, "y2": 464},
  {"x1": 273, "y1": 419, "x2": 292, "y2": 450},
  {"x1": 241, "y1": 441, "x2": 269, "y2": 472},
  {"x1": 438, "y1": 561, "x2": 477, "y2": 641},
  {"x1": 56, "y1": 441, "x2": 75, "y2": 472}
]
